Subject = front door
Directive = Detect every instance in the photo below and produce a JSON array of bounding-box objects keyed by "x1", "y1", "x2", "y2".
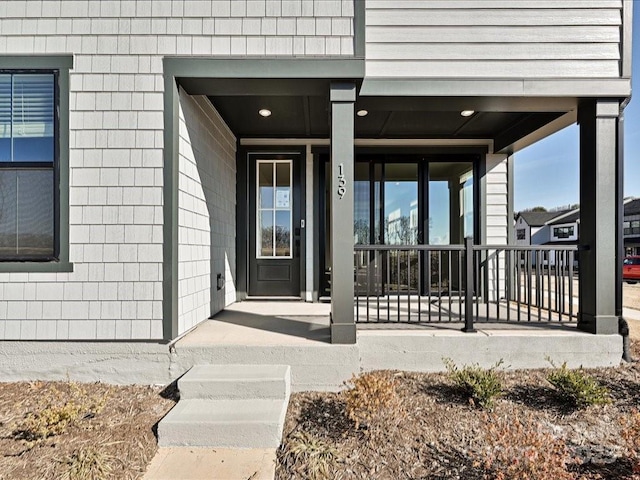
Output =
[{"x1": 248, "y1": 154, "x2": 302, "y2": 296}]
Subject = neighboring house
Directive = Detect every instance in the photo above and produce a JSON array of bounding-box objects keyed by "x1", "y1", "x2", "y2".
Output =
[
  {"x1": 517, "y1": 198, "x2": 639, "y2": 254},
  {"x1": 0, "y1": 0, "x2": 631, "y2": 351},
  {"x1": 514, "y1": 210, "x2": 572, "y2": 247},
  {"x1": 514, "y1": 209, "x2": 577, "y2": 268},
  {"x1": 624, "y1": 198, "x2": 640, "y2": 256}
]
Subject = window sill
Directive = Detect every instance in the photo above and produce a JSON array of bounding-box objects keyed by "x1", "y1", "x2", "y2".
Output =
[{"x1": 0, "y1": 262, "x2": 74, "y2": 273}]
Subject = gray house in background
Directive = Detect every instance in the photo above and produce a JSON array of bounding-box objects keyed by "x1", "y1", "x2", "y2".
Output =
[
  {"x1": 0, "y1": 1, "x2": 632, "y2": 379},
  {"x1": 515, "y1": 210, "x2": 574, "y2": 247},
  {"x1": 624, "y1": 198, "x2": 640, "y2": 256},
  {"x1": 517, "y1": 198, "x2": 640, "y2": 256}
]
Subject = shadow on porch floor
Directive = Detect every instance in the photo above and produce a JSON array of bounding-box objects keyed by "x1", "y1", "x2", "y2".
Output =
[{"x1": 175, "y1": 300, "x2": 583, "y2": 348}]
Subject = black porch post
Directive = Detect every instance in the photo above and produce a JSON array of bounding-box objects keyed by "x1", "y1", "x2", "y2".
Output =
[
  {"x1": 578, "y1": 99, "x2": 620, "y2": 334},
  {"x1": 330, "y1": 82, "x2": 356, "y2": 344}
]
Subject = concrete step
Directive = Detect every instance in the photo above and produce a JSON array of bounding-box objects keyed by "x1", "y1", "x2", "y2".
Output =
[
  {"x1": 158, "y1": 398, "x2": 288, "y2": 448},
  {"x1": 178, "y1": 364, "x2": 290, "y2": 400}
]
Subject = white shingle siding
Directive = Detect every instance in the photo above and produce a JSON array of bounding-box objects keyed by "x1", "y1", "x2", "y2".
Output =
[
  {"x1": 0, "y1": 0, "x2": 353, "y2": 341},
  {"x1": 177, "y1": 90, "x2": 236, "y2": 336}
]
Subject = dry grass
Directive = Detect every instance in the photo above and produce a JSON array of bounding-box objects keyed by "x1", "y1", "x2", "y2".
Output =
[
  {"x1": 0, "y1": 381, "x2": 175, "y2": 480},
  {"x1": 277, "y1": 342, "x2": 640, "y2": 480}
]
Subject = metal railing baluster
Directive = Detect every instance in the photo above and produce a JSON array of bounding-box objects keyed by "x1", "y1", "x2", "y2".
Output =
[
  {"x1": 448, "y1": 251, "x2": 452, "y2": 322},
  {"x1": 407, "y1": 250, "x2": 411, "y2": 323},
  {"x1": 438, "y1": 250, "x2": 442, "y2": 322},
  {"x1": 396, "y1": 249, "x2": 401, "y2": 322}
]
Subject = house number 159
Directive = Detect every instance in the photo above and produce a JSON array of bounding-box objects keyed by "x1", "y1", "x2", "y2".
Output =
[{"x1": 337, "y1": 163, "x2": 346, "y2": 199}]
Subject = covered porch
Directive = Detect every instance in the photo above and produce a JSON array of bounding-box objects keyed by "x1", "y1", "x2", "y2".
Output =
[{"x1": 163, "y1": 58, "x2": 626, "y2": 346}]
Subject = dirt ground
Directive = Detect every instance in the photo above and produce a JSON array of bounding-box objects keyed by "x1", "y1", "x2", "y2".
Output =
[
  {"x1": 0, "y1": 381, "x2": 176, "y2": 480},
  {"x1": 277, "y1": 341, "x2": 640, "y2": 480}
]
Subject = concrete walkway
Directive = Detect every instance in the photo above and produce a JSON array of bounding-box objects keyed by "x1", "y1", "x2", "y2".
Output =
[
  {"x1": 624, "y1": 307, "x2": 640, "y2": 340},
  {"x1": 143, "y1": 447, "x2": 276, "y2": 480}
]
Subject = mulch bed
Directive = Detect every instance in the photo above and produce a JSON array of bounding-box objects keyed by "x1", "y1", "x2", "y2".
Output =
[
  {"x1": 0, "y1": 381, "x2": 176, "y2": 480},
  {"x1": 276, "y1": 341, "x2": 640, "y2": 480}
]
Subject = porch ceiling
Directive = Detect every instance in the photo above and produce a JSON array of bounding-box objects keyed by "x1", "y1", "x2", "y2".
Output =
[
  {"x1": 178, "y1": 76, "x2": 572, "y2": 149},
  {"x1": 208, "y1": 94, "x2": 566, "y2": 144}
]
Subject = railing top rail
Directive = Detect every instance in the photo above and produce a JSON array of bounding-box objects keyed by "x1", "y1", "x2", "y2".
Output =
[
  {"x1": 353, "y1": 244, "x2": 578, "y2": 252},
  {"x1": 473, "y1": 245, "x2": 579, "y2": 251},
  {"x1": 354, "y1": 244, "x2": 465, "y2": 251}
]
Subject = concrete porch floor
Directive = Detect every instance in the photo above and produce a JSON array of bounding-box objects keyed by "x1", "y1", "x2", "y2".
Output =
[{"x1": 170, "y1": 301, "x2": 623, "y2": 392}]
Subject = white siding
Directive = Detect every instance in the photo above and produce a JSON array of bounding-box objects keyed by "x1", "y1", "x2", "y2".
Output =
[
  {"x1": 485, "y1": 154, "x2": 509, "y2": 302},
  {"x1": 485, "y1": 154, "x2": 509, "y2": 246},
  {"x1": 0, "y1": 0, "x2": 353, "y2": 341},
  {"x1": 366, "y1": 1, "x2": 623, "y2": 78},
  {"x1": 178, "y1": 90, "x2": 236, "y2": 336}
]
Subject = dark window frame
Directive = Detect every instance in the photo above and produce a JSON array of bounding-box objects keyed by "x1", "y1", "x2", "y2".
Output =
[
  {"x1": 0, "y1": 55, "x2": 73, "y2": 273},
  {"x1": 0, "y1": 70, "x2": 59, "y2": 262},
  {"x1": 516, "y1": 228, "x2": 526, "y2": 240},
  {"x1": 553, "y1": 226, "x2": 574, "y2": 239}
]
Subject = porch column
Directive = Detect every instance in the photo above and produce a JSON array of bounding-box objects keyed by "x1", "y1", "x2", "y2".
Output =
[
  {"x1": 330, "y1": 82, "x2": 356, "y2": 344},
  {"x1": 578, "y1": 99, "x2": 621, "y2": 334}
]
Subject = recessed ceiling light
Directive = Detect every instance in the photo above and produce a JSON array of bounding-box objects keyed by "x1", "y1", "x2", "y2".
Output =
[
  {"x1": 460, "y1": 110, "x2": 475, "y2": 117},
  {"x1": 357, "y1": 109, "x2": 368, "y2": 117},
  {"x1": 258, "y1": 108, "x2": 272, "y2": 117}
]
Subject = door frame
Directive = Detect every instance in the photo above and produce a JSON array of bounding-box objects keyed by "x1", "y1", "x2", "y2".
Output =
[{"x1": 236, "y1": 146, "x2": 306, "y2": 299}]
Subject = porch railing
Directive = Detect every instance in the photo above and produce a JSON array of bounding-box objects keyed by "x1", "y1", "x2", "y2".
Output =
[{"x1": 353, "y1": 239, "x2": 579, "y2": 330}]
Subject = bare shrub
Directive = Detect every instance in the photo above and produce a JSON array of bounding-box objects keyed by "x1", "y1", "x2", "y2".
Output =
[
  {"x1": 476, "y1": 413, "x2": 575, "y2": 480},
  {"x1": 343, "y1": 371, "x2": 405, "y2": 437},
  {"x1": 279, "y1": 431, "x2": 339, "y2": 480},
  {"x1": 63, "y1": 446, "x2": 114, "y2": 480},
  {"x1": 621, "y1": 409, "x2": 640, "y2": 475},
  {"x1": 14, "y1": 382, "x2": 109, "y2": 444}
]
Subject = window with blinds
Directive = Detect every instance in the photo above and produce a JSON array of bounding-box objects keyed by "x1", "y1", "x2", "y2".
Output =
[{"x1": 0, "y1": 72, "x2": 56, "y2": 260}]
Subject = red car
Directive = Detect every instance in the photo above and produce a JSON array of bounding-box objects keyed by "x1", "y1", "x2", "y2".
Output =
[{"x1": 623, "y1": 256, "x2": 640, "y2": 284}]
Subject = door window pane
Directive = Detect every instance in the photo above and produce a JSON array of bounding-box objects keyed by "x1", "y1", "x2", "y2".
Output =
[
  {"x1": 275, "y1": 162, "x2": 290, "y2": 209},
  {"x1": 275, "y1": 210, "x2": 291, "y2": 256},
  {"x1": 260, "y1": 211, "x2": 274, "y2": 256},
  {"x1": 258, "y1": 163, "x2": 273, "y2": 208},
  {"x1": 257, "y1": 160, "x2": 292, "y2": 258}
]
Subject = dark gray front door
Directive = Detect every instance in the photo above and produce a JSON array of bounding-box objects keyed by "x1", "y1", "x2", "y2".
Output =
[{"x1": 248, "y1": 154, "x2": 301, "y2": 296}]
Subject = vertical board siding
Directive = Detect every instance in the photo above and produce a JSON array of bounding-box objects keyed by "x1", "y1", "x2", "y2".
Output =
[
  {"x1": 0, "y1": 0, "x2": 353, "y2": 341},
  {"x1": 177, "y1": 91, "x2": 236, "y2": 336},
  {"x1": 366, "y1": 2, "x2": 624, "y2": 78}
]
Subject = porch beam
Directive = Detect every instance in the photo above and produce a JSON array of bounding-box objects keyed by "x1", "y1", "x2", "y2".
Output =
[
  {"x1": 578, "y1": 99, "x2": 621, "y2": 335},
  {"x1": 330, "y1": 82, "x2": 357, "y2": 344}
]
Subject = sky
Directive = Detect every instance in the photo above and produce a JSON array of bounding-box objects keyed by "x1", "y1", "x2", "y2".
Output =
[{"x1": 513, "y1": 9, "x2": 640, "y2": 212}]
